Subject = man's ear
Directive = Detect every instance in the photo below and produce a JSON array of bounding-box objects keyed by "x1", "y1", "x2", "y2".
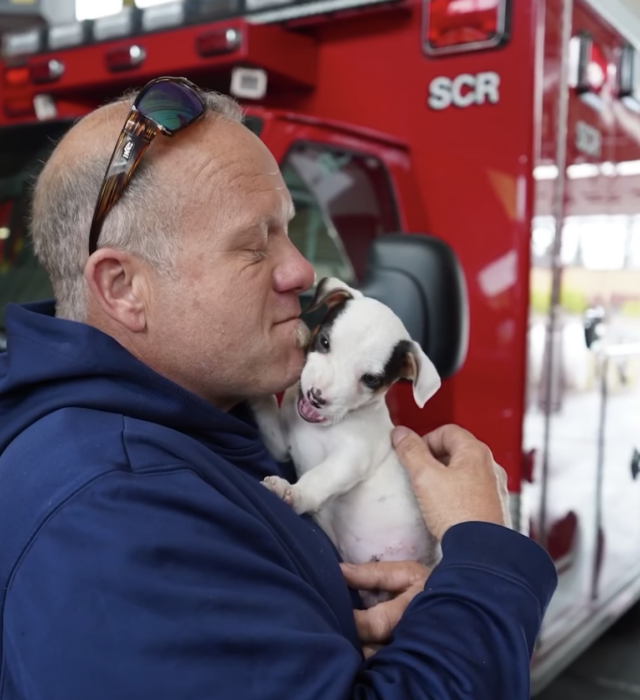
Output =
[
  {"x1": 84, "y1": 248, "x2": 148, "y2": 333},
  {"x1": 399, "y1": 340, "x2": 441, "y2": 408},
  {"x1": 303, "y1": 277, "x2": 363, "y2": 314}
]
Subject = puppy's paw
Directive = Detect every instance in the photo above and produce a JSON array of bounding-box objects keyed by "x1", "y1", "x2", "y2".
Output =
[
  {"x1": 286, "y1": 487, "x2": 319, "y2": 516},
  {"x1": 261, "y1": 477, "x2": 315, "y2": 515},
  {"x1": 261, "y1": 475, "x2": 293, "y2": 502}
]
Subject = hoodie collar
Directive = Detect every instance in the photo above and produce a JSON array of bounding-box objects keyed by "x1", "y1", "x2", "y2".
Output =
[{"x1": 0, "y1": 301, "x2": 264, "y2": 457}]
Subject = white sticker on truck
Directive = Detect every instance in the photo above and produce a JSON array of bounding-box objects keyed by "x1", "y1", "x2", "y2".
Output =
[
  {"x1": 575, "y1": 120, "x2": 602, "y2": 158},
  {"x1": 428, "y1": 71, "x2": 500, "y2": 110}
]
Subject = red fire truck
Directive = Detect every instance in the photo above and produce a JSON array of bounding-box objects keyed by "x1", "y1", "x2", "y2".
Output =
[{"x1": 1, "y1": 0, "x2": 640, "y2": 693}]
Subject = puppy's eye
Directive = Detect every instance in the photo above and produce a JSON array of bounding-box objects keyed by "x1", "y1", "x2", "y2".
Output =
[
  {"x1": 361, "y1": 373, "x2": 383, "y2": 389},
  {"x1": 317, "y1": 332, "x2": 330, "y2": 353}
]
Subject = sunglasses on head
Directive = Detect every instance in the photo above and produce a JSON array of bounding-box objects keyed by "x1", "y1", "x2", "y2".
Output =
[{"x1": 88, "y1": 76, "x2": 206, "y2": 256}]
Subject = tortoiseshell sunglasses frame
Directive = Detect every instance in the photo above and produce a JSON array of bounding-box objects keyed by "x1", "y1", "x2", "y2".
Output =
[{"x1": 87, "y1": 76, "x2": 206, "y2": 256}]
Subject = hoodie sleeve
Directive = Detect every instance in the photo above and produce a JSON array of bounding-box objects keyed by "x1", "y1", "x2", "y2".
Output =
[{"x1": 2, "y1": 468, "x2": 556, "y2": 700}]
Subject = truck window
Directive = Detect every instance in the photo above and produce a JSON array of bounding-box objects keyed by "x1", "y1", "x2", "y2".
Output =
[
  {"x1": 282, "y1": 158, "x2": 356, "y2": 284},
  {"x1": 243, "y1": 116, "x2": 263, "y2": 137},
  {"x1": 281, "y1": 143, "x2": 399, "y2": 282},
  {"x1": 0, "y1": 120, "x2": 73, "y2": 349}
]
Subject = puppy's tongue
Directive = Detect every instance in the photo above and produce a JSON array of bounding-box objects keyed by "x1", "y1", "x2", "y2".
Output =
[{"x1": 298, "y1": 396, "x2": 325, "y2": 423}]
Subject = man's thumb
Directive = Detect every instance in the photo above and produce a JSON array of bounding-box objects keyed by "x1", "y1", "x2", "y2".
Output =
[
  {"x1": 392, "y1": 425, "x2": 415, "y2": 447},
  {"x1": 392, "y1": 427, "x2": 431, "y2": 471}
]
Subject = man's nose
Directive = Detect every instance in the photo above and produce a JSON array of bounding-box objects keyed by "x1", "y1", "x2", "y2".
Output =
[{"x1": 274, "y1": 238, "x2": 316, "y2": 294}]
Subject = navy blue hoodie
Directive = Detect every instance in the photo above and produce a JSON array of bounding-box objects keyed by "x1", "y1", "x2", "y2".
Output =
[{"x1": 0, "y1": 301, "x2": 557, "y2": 700}]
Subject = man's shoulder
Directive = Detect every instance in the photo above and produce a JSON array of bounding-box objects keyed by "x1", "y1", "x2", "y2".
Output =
[
  {"x1": 0, "y1": 406, "x2": 194, "y2": 492},
  {"x1": 0, "y1": 407, "x2": 128, "y2": 516},
  {"x1": 0, "y1": 407, "x2": 222, "y2": 589},
  {"x1": 0, "y1": 405, "x2": 303, "y2": 576}
]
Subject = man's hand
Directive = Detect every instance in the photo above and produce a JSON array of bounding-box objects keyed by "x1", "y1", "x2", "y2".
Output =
[
  {"x1": 340, "y1": 560, "x2": 429, "y2": 659},
  {"x1": 392, "y1": 424, "x2": 509, "y2": 541}
]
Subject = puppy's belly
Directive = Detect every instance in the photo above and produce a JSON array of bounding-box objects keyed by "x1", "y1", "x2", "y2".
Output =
[{"x1": 319, "y1": 454, "x2": 440, "y2": 569}]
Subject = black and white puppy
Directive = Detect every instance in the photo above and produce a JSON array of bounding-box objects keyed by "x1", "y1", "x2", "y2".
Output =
[{"x1": 251, "y1": 277, "x2": 445, "y2": 604}]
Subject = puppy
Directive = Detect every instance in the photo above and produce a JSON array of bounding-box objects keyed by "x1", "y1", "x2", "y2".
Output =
[{"x1": 251, "y1": 278, "x2": 510, "y2": 607}]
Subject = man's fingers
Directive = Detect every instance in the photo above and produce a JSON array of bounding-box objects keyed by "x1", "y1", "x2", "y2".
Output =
[
  {"x1": 391, "y1": 426, "x2": 441, "y2": 477},
  {"x1": 363, "y1": 644, "x2": 381, "y2": 660},
  {"x1": 423, "y1": 424, "x2": 480, "y2": 463},
  {"x1": 353, "y1": 588, "x2": 419, "y2": 644},
  {"x1": 340, "y1": 560, "x2": 428, "y2": 592}
]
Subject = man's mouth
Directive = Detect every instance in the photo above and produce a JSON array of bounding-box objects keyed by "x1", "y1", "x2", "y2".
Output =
[{"x1": 297, "y1": 394, "x2": 326, "y2": 423}]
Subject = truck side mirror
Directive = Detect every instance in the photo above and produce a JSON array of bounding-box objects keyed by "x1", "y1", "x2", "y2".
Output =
[{"x1": 300, "y1": 233, "x2": 468, "y2": 379}]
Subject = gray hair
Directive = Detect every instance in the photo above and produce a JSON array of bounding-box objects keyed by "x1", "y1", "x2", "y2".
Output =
[{"x1": 30, "y1": 89, "x2": 244, "y2": 322}]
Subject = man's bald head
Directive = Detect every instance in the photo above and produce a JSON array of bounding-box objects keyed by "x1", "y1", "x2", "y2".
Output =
[
  {"x1": 47, "y1": 100, "x2": 132, "y2": 168},
  {"x1": 30, "y1": 89, "x2": 243, "y2": 322}
]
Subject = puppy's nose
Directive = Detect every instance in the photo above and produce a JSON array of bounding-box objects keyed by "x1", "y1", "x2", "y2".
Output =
[{"x1": 308, "y1": 387, "x2": 327, "y2": 407}]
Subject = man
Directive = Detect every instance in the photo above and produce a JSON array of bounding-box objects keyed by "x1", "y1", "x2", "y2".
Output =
[{"x1": 0, "y1": 77, "x2": 556, "y2": 699}]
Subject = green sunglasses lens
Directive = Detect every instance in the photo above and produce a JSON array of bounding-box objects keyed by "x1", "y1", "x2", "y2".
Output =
[{"x1": 136, "y1": 81, "x2": 204, "y2": 132}]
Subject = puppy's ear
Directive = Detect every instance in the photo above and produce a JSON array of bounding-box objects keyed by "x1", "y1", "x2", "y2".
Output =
[
  {"x1": 400, "y1": 341, "x2": 441, "y2": 409},
  {"x1": 303, "y1": 277, "x2": 363, "y2": 314}
]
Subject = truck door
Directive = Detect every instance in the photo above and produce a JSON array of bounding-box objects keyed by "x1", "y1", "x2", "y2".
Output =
[
  {"x1": 588, "y1": 50, "x2": 640, "y2": 600},
  {"x1": 526, "y1": 5, "x2": 640, "y2": 690}
]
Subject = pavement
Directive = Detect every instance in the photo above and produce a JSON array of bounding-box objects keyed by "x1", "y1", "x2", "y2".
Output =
[{"x1": 538, "y1": 603, "x2": 640, "y2": 699}]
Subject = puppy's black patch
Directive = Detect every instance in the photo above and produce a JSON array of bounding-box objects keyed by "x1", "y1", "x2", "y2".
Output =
[
  {"x1": 311, "y1": 299, "x2": 349, "y2": 354},
  {"x1": 304, "y1": 279, "x2": 353, "y2": 314},
  {"x1": 380, "y1": 340, "x2": 415, "y2": 390}
]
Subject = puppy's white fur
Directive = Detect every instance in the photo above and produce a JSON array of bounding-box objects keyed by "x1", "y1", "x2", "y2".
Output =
[{"x1": 251, "y1": 278, "x2": 510, "y2": 607}]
